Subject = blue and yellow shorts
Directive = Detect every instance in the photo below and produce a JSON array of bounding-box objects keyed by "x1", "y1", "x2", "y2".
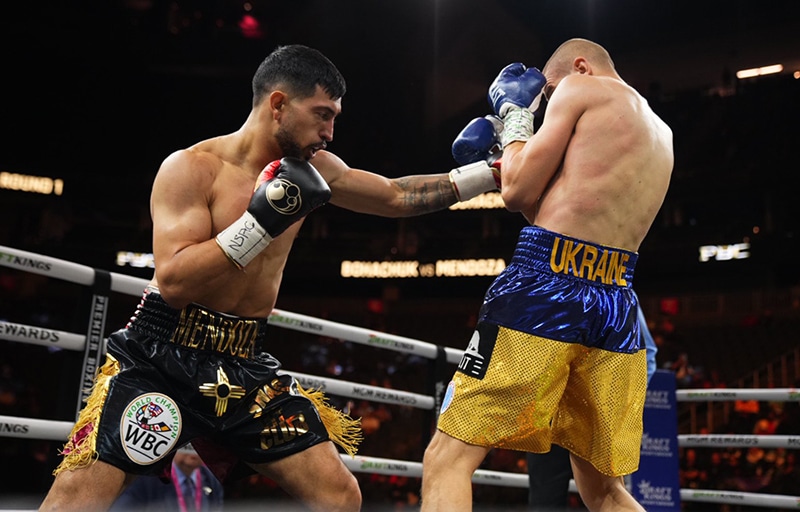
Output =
[{"x1": 437, "y1": 226, "x2": 647, "y2": 477}]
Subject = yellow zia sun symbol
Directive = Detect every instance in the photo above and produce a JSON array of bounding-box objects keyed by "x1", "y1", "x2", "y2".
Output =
[{"x1": 199, "y1": 367, "x2": 246, "y2": 416}]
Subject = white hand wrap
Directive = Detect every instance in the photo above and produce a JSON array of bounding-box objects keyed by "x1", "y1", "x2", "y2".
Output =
[
  {"x1": 215, "y1": 211, "x2": 274, "y2": 270},
  {"x1": 449, "y1": 161, "x2": 500, "y2": 202},
  {"x1": 500, "y1": 107, "x2": 534, "y2": 149}
]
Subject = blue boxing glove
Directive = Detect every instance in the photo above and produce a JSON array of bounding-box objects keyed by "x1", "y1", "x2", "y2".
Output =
[
  {"x1": 451, "y1": 115, "x2": 504, "y2": 166},
  {"x1": 449, "y1": 115, "x2": 503, "y2": 201},
  {"x1": 487, "y1": 63, "x2": 545, "y2": 148},
  {"x1": 488, "y1": 62, "x2": 546, "y2": 117},
  {"x1": 449, "y1": 115, "x2": 504, "y2": 201}
]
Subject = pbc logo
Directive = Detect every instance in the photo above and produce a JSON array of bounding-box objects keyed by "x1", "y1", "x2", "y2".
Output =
[
  {"x1": 265, "y1": 179, "x2": 302, "y2": 215},
  {"x1": 120, "y1": 393, "x2": 182, "y2": 465}
]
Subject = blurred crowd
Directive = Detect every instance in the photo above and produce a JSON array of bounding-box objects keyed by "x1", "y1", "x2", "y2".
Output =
[{"x1": 679, "y1": 394, "x2": 800, "y2": 511}]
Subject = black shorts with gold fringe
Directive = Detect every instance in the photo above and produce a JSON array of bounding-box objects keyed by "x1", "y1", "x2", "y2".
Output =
[{"x1": 55, "y1": 288, "x2": 361, "y2": 482}]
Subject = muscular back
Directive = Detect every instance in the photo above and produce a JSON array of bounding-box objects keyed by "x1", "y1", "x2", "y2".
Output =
[{"x1": 504, "y1": 74, "x2": 673, "y2": 252}]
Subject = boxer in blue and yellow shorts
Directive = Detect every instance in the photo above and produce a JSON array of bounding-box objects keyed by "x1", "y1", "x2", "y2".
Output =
[{"x1": 437, "y1": 225, "x2": 647, "y2": 477}]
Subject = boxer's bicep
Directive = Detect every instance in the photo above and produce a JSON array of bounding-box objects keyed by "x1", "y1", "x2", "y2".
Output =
[{"x1": 151, "y1": 151, "x2": 215, "y2": 269}]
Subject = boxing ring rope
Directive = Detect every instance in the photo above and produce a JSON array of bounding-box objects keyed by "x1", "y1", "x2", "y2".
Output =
[{"x1": 2, "y1": 244, "x2": 800, "y2": 509}]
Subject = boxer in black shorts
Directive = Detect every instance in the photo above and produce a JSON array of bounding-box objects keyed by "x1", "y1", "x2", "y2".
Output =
[
  {"x1": 40, "y1": 44, "x2": 501, "y2": 512},
  {"x1": 57, "y1": 287, "x2": 358, "y2": 481}
]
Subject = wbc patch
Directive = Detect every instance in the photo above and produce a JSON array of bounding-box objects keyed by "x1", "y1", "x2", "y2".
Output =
[
  {"x1": 120, "y1": 392, "x2": 182, "y2": 465},
  {"x1": 456, "y1": 322, "x2": 498, "y2": 380}
]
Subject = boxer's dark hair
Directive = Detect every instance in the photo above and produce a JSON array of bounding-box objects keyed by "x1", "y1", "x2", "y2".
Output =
[{"x1": 252, "y1": 45, "x2": 346, "y2": 106}]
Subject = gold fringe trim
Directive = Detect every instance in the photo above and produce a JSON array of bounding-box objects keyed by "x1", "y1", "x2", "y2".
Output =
[
  {"x1": 53, "y1": 355, "x2": 121, "y2": 475},
  {"x1": 297, "y1": 384, "x2": 363, "y2": 457}
]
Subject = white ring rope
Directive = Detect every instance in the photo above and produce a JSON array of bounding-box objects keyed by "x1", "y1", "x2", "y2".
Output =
[
  {"x1": 677, "y1": 389, "x2": 800, "y2": 402},
  {"x1": 288, "y1": 371, "x2": 435, "y2": 409},
  {"x1": 680, "y1": 489, "x2": 800, "y2": 509},
  {"x1": 0, "y1": 324, "x2": 436, "y2": 409},
  {"x1": 2, "y1": 245, "x2": 800, "y2": 509},
  {"x1": 268, "y1": 309, "x2": 462, "y2": 363},
  {"x1": 341, "y1": 456, "x2": 530, "y2": 488},
  {"x1": 0, "y1": 415, "x2": 73, "y2": 441},
  {"x1": 678, "y1": 434, "x2": 800, "y2": 449},
  {"x1": 0, "y1": 321, "x2": 85, "y2": 351},
  {"x1": 0, "y1": 244, "x2": 463, "y2": 364},
  {"x1": 0, "y1": 245, "x2": 148, "y2": 297},
  {"x1": 3, "y1": 409, "x2": 799, "y2": 508}
]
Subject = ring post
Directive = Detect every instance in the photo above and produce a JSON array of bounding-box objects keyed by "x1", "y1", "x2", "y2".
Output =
[
  {"x1": 76, "y1": 268, "x2": 112, "y2": 419},
  {"x1": 631, "y1": 369, "x2": 682, "y2": 510},
  {"x1": 424, "y1": 345, "x2": 449, "y2": 445}
]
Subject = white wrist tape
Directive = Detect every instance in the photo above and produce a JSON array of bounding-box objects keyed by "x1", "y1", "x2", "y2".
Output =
[
  {"x1": 449, "y1": 161, "x2": 499, "y2": 202},
  {"x1": 500, "y1": 107, "x2": 534, "y2": 148},
  {"x1": 215, "y1": 211, "x2": 273, "y2": 270}
]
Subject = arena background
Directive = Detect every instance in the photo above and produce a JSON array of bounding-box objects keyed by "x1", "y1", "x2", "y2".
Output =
[{"x1": 1, "y1": 1, "x2": 799, "y2": 509}]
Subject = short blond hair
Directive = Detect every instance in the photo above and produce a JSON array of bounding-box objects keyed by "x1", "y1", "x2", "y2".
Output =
[{"x1": 543, "y1": 38, "x2": 615, "y2": 77}]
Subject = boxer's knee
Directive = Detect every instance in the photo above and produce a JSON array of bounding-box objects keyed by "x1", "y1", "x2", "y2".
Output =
[
  {"x1": 423, "y1": 430, "x2": 487, "y2": 476},
  {"x1": 41, "y1": 461, "x2": 126, "y2": 511},
  {"x1": 327, "y1": 471, "x2": 361, "y2": 512}
]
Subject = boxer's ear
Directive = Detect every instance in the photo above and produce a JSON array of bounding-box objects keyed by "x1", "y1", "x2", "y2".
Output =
[{"x1": 574, "y1": 57, "x2": 591, "y2": 75}]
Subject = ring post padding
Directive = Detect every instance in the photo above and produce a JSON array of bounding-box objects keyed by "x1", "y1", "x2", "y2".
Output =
[
  {"x1": 76, "y1": 269, "x2": 112, "y2": 419},
  {"x1": 421, "y1": 345, "x2": 449, "y2": 448},
  {"x1": 431, "y1": 345, "x2": 449, "y2": 418}
]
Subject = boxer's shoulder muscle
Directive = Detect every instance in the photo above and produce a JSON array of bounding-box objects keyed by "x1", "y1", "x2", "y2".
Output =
[
  {"x1": 310, "y1": 150, "x2": 348, "y2": 184},
  {"x1": 154, "y1": 147, "x2": 225, "y2": 197}
]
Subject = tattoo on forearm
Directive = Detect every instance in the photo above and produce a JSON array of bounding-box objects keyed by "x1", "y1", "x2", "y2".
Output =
[{"x1": 395, "y1": 176, "x2": 457, "y2": 214}]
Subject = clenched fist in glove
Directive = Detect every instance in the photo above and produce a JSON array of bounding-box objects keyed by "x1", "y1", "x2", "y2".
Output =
[
  {"x1": 448, "y1": 116, "x2": 503, "y2": 201},
  {"x1": 216, "y1": 157, "x2": 331, "y2": 269},
  {"x1": 451, "y1": 115, "x2": 504, "y2": 166},
  {"x1": 487, "y1": 62, "x2": 546, "y2": 148}
]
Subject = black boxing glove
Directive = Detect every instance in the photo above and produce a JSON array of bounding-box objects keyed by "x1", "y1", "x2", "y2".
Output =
[{"x1": 216, "y1": 157, "x2": 331, "y2": 269}]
